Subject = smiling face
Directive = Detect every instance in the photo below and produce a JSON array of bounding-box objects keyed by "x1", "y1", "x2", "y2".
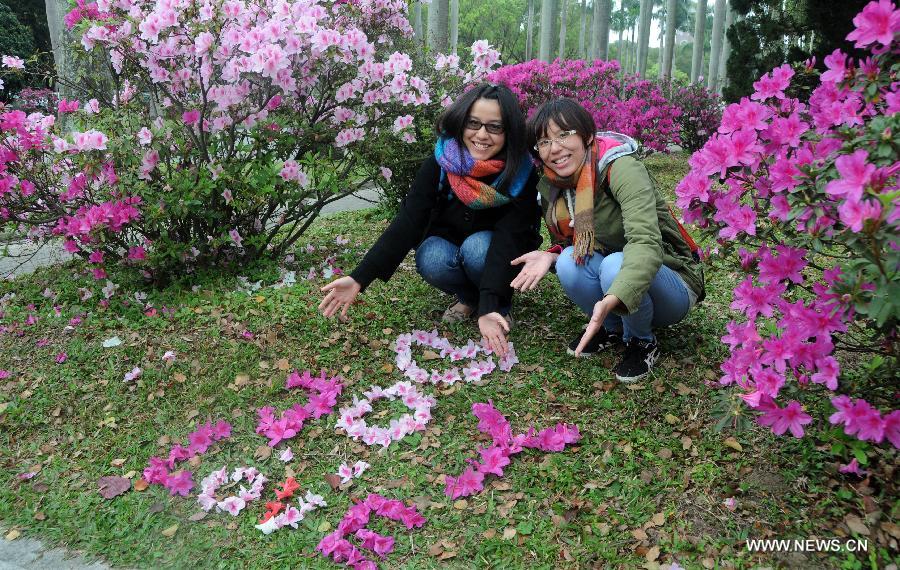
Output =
[
  {"x1": 538, "y1": 119, "x2": 593, "y2": 178},
  {"x1": 463, "y1": 98, "x2": 505, "y2": 161}
]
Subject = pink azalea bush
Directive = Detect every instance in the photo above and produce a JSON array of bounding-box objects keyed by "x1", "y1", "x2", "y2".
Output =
[
  {"x1": 487, "y1": 58, "x2": 684, "y2": 153},
  {"x1": 657, "y1": 79, "x2": 723, "y2": 152},
  {"x1": 676, "y1": 0, "x2": 899, "y2": 451},
  {"x1": 0, "y1": 1, "x2": 499, "y2": 280}
]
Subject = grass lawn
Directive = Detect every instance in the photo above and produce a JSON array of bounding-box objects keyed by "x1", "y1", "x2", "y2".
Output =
[{"x1": 0, "y1": 153, "x2": 896, "y2": 569}]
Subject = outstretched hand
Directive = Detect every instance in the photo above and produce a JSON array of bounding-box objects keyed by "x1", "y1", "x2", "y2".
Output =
[
  {"x1": 319, "y1": 276, "x2": 362, "y2": 318},
  {"x1": 574, "y1": 294, "x2": 622, "y2": 356},
  {"x1": 510, "y1": 250, "x2": 557, "y2": 291},
  {"x1": 478, "y1": 312, "x2": 510, "y2": 357}
]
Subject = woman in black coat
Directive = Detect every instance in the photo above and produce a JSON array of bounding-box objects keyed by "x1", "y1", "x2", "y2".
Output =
[{"x1": 319, "y1": 83, "x2": 540, "y2": 354}]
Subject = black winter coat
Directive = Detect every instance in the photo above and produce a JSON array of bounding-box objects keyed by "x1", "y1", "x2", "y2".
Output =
[{"x1": 350, "y1": 155, "x2": 541, "y2": 316}]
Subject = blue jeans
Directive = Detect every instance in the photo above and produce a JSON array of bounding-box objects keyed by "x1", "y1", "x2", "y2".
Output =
[
  {"x1": 415, "y1": 231, "x2": 497, "y2": 311},
  {"x1": 555, "y1": 246, "x2": 691, "y2": 342}
]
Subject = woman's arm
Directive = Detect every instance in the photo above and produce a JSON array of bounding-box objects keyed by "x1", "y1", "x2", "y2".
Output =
[
  {"x1": 348, "y1": 156, "x2": 441, "y2": 290},
  {"x1": 604, "y1": 157, "x2": 664, "y2": 314}
]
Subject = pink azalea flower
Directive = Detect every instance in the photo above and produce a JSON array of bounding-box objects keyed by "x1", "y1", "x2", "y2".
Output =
[
  {"x1": 444, "y1": 466, "x2": 485, "y2": 499},
  {"x1": 123, "y1": 366, "x2": 142, "y2": 382},
  {"x1": 219, "y1": 496, "x2": 246, "y2": 516},
  {"x1": 182, "y1": 110, "x2": 200, "y2": 125},
  {"x1": 883, "y1": 410, "x2": 900, "y2": 448},
  {"x1": 1, "y1": 55, "x2": 25, "y2": 69},
  {"x1": 723, "y1": 497, "x2": 737, "y2": 511},
  {"x1": 164, "y1": 470, "x2": 194, "y2": 496},
  {"x1": 55, "y1": 352, "x2": 67, "y2": 364},
  {"x1": 825, "y1": 149, "x2": 876, "y2": 202},
  {"x1": 477, "y1": 445, "x2": 511, "y2": 476},
  {"x1": 229, "y1": 229, "x2": 243, "y2": 247},
  {"x1": 838, "y1": 458, "x2": 869, "y2": 477},
  {"x1": 337, "y1": 463, "x2": 354, "y2": 484},
  {"x1": 212, "y1": 420, "x2": 232, "y2": 440},
  {"x1": 846, "y1": 0, "x2": 900, "y2": 49},
  {"x1": 279, "y1": 447, "x2": 293, "y2": 462},
  {"x1": 757, "y1": 399, "x2": 812, "y2": 438}
]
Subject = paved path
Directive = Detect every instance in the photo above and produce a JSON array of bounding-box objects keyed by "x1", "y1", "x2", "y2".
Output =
[{"x1": 0, "y1": 187, "x2": 381, "y2": 568}]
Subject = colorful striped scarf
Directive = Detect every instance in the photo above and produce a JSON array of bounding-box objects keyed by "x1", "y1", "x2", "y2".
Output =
[
  {"x1": 544, "y1": 141, "x2": 599, "y2": 265},
  {"x1": 434, "y1": 137, "x2": 532, "y2": 209}
]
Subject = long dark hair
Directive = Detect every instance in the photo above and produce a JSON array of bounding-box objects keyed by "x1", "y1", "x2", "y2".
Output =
[{"x1": 436, "y1": 82, "x2": 527, "y2": 195}]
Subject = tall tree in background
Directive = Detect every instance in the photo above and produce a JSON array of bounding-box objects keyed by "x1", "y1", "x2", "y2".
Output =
[
  {"x1": 593, "y1": 0, "x2": 612, "y2": 59},
  {"x1": 449, "y1": 0, "x2": 460, "y2": 54},
  {"x1": 661, "y1": 0, "x2": 677, "y2": 78},
  {"x1": 707, "y1": 0, "x2": 726, "y2": 91},
  {"x1": 540, "y1": 0, "x2": 556, "y2": 61},
  {"x1": 526, "y1": 0, "x2": 535, "y2": 59},
  {"x1": 427, "y1": 0, "x2": 449, "y2": 53},
  {"x1": 723, "y1": 0, "x2": 869, "y2": 101},
  {"x1": 412, "y1": 1, "x2": 424, "y2": 45},
  {"x1": 558, "y1": 0, "x2": 568, "y2": 60},
  {"x1": 716, "y1": 2, "x2": 733, "y2": 93},
  {"x1": 636, "y1": 0, "x2": 652, "y2": 76},
  {"x1": 578, "y1": 0, "x2": 588, "y2": 58},
  {"x1": 690, "y1": 0, "x2": 707, "y2": 82}
]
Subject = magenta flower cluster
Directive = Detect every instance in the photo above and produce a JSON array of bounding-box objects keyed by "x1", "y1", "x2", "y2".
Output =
[
  {"x1": 316, "y1": 493, "x2": 426, "y2": 570},
  {"x1": 487, "y1": 58, "x2": 683, "y2": 152},
  {"x1": 444, "y1": 401, "x2": 580, "y2": 499},
  {"x1": 676, "y1": 0, "x2": 899, "y2": 447},
  {"x1": 256, "y1": 370, "x2": 344, "y2": 447},
  {"x1": 142, "y1": 420, "x2": 232, "y2": 496}
]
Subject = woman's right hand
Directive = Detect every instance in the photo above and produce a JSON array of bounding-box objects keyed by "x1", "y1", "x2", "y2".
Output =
[
  {"x1": 510, "y1": 250, "x2": 557, "y2": 291},
  {"x1": 319, "y1": 276, "x2": 362, "y2": 318}
]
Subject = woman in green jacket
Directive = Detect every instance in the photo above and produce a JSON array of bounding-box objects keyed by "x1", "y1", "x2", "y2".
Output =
[{"x1": 510, "y1": 98, "x2": 705, "y2": 382}]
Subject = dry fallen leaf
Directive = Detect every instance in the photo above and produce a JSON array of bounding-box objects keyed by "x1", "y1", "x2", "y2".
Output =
[
  {"x1": 502, "y1": 527, "x2": 517, "y2": 540},
  {"x1": 658, "y1": 448, "x2": 673, "y2": 460},
  {"x1": 254, "y1": 445, "x2": 272, "y2": 460},
  {"x1": 645, "y1": 545, "x2": 660, "y2": 561},
  {"x1": 482, "y1": 528, "x2": 497, "y2": 539},
  {"x1": 111, "y1": 458, "x2": 126, "y2": 467},
  {"x1": 161, "y1": 524, "x2": 179, "y2": 538},
  {"x1": 134, "y1": 478, "x2": 149, "y2": 492},
  {"x1": 188, "y1": 512, "x2": 208, "y2": 522},
  {"x1": 681, "y1": 436, "x2": 693, "y2": 450},
  {"x1": 427, "y1": 543, "x2": 444, "y2": 557},
  {"x1": 5, "y1": 529, "x2": 20, "y2": 541},
  {"x1": 724, "y1": 437, "x2": 743, "y2": 452},
  {"x1": 275, "y1": 358, "x2": 290, "y2": 371},
  {"x1": 97, "y1": 476, "x2": 131, "y2": 499},
  {"x1": 33, "y1": 512, "x2": 46, "y2": 521},
  {"x1": 186, "y1": 409, "x2": 200, "y2": 420},
  {"x1": 651, "y1": 512, "x2": 666, "y2": 527},
  {"x1": 453, "y1": 499, "x2": 468, "y2": 510},
  {"x1": 324, "y1": 473, "x2": 342, "y2": 491},
  {"x1": 439, "y1": 550, "x2": 457, "y2": 561},
  {"x1": 844, "y1": 514, "x2": 870, "y2": 536},
  {"x1": 631, "y1": 528, "x2": 648, "y2": 541},
  {"x1": 664, "y1": 414, "x2": 679, "y2": 425}
]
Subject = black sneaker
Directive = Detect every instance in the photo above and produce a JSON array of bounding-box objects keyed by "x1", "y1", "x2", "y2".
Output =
[
  {"x1": 614, "y1": 338, "x2": 660, "y2": 382},
  {"x1": 566, "y1": 327, "x2": 623, "y2": 357}
]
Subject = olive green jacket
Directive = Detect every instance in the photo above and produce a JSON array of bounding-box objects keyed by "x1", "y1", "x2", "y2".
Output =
[{"x1": 538, "y1": 154, "x2": 705, "y2": 315}]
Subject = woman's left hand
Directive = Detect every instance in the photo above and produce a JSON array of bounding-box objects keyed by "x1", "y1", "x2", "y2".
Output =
[
  {"x1": 478, "y1": 312, "x2": 510, "y2": 357},
  {"x1": 574, "y1": 294, "x2": 622, "y2": 356}
]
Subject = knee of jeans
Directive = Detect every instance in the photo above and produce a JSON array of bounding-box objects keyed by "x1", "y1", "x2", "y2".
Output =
[
  {"x1": 554, "y1": 246, "x2": 579, "y2": 287},
  {"x1": 598, "y1": 252, "x2": 624, "y2": 290},
  {"x1": 415, "y1": 239, "x2": 456, "y2": 281},
  {"x1": 460, "y1": 231, "x2": 492, "y2": 271}
]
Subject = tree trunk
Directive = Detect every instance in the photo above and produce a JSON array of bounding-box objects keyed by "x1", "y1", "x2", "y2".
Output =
[
  {"x1": 427, "y1": 0, "x2": 449, "y2": 53},
  {"x1": 690, "y1": 0, "x2": 707, "y2": 83},
  {"x1": 657, "y1": 8, "x2": 664, "y2": 77},
  {"x1": 526, "y1": 0, "x2": 535, "y2": 60},
  {"x1": 717, "y1": 2, "x2": 734, "y2": 94},
  {"x1": 707, "y1": 0, "x2": 726, "y2": 91},
  {"x1": 593, "y1": 0, "x2": 610, "y2": 59},
  {"x1": 661, "y1": 0, "x2": 677, "y2": 79},
  {"x1": 539, "y1": 0, "x2": 557, "y2": 62},
  {"x1": 616, "y1": 0, "x2": 624, "y2": 68},
  {"x1": 45, "y1": 0, "x2": 76, "y2": 100},
  {"x1": 558, "y1": 0, "x2": 568, "y2": 60},
  {"x1": 636, "y1": 0, "x2": 652, "y2": 76},
  {"x1": 449, "y1": 0, "x2": 459, "y2": 54},
  {"x1": 412, "y1": 1, "x2": 424, "y2": 44},
  {"x1": 578, "y1": 0, "x2": 587, "y2": 59}
]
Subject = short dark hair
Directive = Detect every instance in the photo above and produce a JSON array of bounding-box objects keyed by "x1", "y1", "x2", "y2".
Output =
[
  {"x1": 526, "y1": 98, "x2": 596, "y2": 159},
  {"x1": 436, "y1": 82, "x2": 527, "y2": 195}
]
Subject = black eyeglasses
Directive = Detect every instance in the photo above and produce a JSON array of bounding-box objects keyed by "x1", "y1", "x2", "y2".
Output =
[{"x1": 464, "y1": 118, "x2": 505, "y2": 135}]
